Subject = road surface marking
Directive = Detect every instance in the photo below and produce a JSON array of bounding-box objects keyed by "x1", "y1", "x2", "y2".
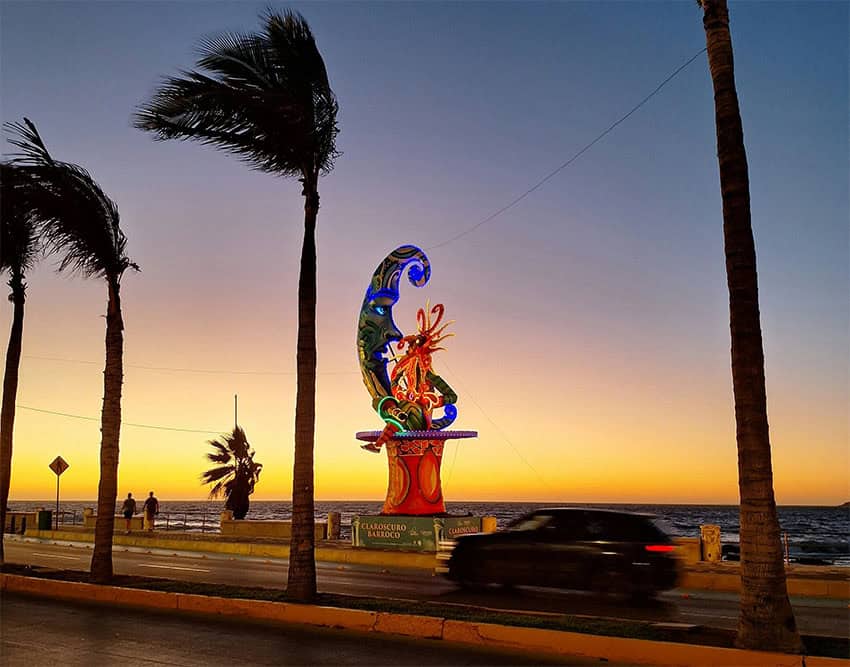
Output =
[
  {"x1": 682, "y1": 611, "x2": 737, "y2": 620},
  {"x1": 139, "y1": 564, "x2": 211, "y2": 572},
  {"x1": 32, "y1": 552, "x2": 81, "y2": 560}
]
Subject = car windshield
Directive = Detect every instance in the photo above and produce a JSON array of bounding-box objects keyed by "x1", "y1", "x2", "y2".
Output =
[{"x1": 508, "y1": 513, "x2": 552, "y2": 531}]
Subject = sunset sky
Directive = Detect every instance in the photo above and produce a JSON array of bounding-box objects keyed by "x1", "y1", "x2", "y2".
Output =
[{"x1": 1, "y1": 2, "x2": 846, "y2": 505}]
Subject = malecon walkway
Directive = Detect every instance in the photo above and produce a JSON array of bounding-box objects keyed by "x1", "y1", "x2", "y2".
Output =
[{"x1": 3, "y1": 593, "x2": 600, "y2": 667}]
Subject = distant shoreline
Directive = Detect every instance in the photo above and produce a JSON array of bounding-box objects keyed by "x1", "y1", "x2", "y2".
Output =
[{"x1": 10, "y1": 499, "x2": 849, "y2": 508}]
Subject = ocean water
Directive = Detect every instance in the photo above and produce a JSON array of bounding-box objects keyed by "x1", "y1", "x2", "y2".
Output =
[{"x1": 10, "y1": 500, "x2": 849, "y2": 566}]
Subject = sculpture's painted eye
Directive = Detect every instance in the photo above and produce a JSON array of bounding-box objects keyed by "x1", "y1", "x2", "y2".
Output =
[{"x1": 374, "y1": 305, "x2": 387, "y2": 316}]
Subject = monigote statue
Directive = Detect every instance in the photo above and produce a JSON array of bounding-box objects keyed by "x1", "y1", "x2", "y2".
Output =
[{"x1": 356, "y1": 245, "x2": 474, "y2": 515}]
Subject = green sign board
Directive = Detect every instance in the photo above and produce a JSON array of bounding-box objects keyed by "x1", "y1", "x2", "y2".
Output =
[{"x1": 352, "y1": 515, "x2": 482, "y2": 551}]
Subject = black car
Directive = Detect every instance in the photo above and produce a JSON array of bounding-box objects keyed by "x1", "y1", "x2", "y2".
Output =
[{"x1": 438, "y1": 508, "x2": 678, "y2": 598}]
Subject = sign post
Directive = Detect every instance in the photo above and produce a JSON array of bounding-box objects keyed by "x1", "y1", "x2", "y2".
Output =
[{"x1": 48, "y1": 456, "x2": 69, "y2": 530}]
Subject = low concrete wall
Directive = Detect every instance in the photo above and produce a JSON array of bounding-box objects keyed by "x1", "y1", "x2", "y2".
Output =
[
  {"x1": 2, "y1": 574, "x2": 845, "y2": 666},
  {"x1": 673, "y1": 537, "x2": 702, "y2": 565},
  {"x1": 681, "y1": 562, "x2": 850, "y2": 599},
  {"x1": 4, "y1": 512, "x2": 37, "y2": 534},
  {"x1": 220, "y1": 518, "x2": 327, "y2": 540}
]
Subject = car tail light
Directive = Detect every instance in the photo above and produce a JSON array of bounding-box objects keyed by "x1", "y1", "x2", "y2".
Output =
[{"x1": 645, "y1": 544, "x2": 675, "y2": 553}]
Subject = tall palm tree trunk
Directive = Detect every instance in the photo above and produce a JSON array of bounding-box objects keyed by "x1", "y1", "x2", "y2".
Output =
[
  {"x1": 701, "y1": 0, "x2": 801, "y2": 653},
  {"x1": 287, "y1": 179, "x2": 319, "y2": 602},
  {"x1": 0, "y1": 274, "x2": 25, "y2": 563},
  {"x1": 90, "y1": 276, "x2": 125, "y2": 583}
]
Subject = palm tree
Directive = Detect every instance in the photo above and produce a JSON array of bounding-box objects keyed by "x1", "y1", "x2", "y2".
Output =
[
  {"x1": 201, "y1": 426, "x2": 263, "y2": 519},
  {"x1": 699, "y1": 0, "x2": 802, "y2": 653},
  {"x1": 134, "y1": 9, "x2": 339, "y2": 601},
  {"x1": 7, "y1": 119, "x2": 138, "y2": 584},
  {"x1": 0, "y1": 162, "x2": 42, "y2": 563}
]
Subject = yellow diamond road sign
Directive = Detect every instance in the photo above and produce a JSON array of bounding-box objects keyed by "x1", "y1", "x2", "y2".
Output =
[{"x1": 49, "y1": 456, "x2": 69, "y2": 476}]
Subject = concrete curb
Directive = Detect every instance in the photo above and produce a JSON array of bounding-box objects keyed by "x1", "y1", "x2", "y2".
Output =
[{"x1": 2, "y1": 574, "x2": 844, "y2": 666}]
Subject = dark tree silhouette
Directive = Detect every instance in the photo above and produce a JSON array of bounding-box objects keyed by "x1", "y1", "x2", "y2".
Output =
[
  {"x1": 699, "y1": 0, "x2": 801, "y2": 652},
  {"x1": 7, "y1": 119, "x2": 138, "y2": 583},
  {"x1": 201, "y1": 426, "x2": 263, "y2": 520},
  {"x1": 0, "y1": 160, "x2": 43, "y2": 562},
  {"x1": 135, "y1": 9, "x2": 339, "y2": 601}
]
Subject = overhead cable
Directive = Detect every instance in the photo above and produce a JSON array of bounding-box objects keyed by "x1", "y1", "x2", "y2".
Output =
[
  {"x1": 427, "y1": 47, "x2": 708, "y2": 250},
  {"x1": 17, "y1": 404, "x2": 223, "y2": 434},
  {"x1": 24, "y1": 355, "x2": 357, "y2": 377}
]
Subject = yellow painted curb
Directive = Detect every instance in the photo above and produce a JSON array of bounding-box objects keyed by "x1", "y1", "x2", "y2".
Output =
[
  {"x1": 374, "y1": 611, "x2": 444, "y2": 639},
  {"x1": 3, "y1": 574, "x2": 846, "y2": 666},
  {"x1": 442, "y1": 620, "x2": 847, "y2": 666}
]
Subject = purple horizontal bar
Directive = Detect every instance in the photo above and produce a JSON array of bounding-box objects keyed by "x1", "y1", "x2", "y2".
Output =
[{"x1": 355, "y1": 429, "x2": 478, "y2": 442}]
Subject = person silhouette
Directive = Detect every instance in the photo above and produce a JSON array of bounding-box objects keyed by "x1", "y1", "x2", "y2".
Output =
[
  {"x1": 142, "y1": 491, "x2": 159, "y2": 531},
  {"x1": 121, "y1": 492, "x2": 136, "y2": 534}
]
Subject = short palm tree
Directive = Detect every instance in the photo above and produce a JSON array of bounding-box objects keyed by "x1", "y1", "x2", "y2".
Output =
[
  {"x1": 201, "y1": 426, "x2": 263, "y2": 520},
  {"x1": 135, "y1": 9, "x2": 339, "y2": 601},
  {"x1": 699, "y1": 0, "x2": 801, "y2": 652},
  {"x1": 7, "y1": 119, "x2": 138, "y2": 583},
  {"x1": 0, "y1": 161, "x2": 43, "y2": 563}
]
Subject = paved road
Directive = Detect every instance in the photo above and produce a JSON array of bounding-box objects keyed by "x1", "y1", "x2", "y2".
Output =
[
  {"x1": 2, "y1": 594, "x2": 624, "y2": 666},
  {"x1": 6, "y1": 537, "x2": 848, "y2": 638}
]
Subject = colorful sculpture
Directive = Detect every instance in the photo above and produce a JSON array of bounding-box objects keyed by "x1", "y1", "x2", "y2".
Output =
[{"x1": 356, "y1": 246, "x2": 475, "y2": 515}]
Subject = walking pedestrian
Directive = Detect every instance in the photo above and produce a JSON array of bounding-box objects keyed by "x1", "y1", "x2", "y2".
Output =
[
  {"x1": 142, "y1": 491, "x2": 159, "y2": 532},
  {"x1": 121, "y1": 492, "x2": 136, "y2": 534}
]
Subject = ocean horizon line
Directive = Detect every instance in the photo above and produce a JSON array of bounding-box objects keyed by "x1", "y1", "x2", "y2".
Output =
[{"x1": 9, "y1": 499, "x2": 847, "y2": 508}]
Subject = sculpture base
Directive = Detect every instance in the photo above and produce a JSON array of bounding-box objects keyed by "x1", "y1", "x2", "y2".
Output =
[
  {"x1": 351, "y1": 514, "x2": 483, "y2": 552},
  {"x1": 356, "y1": 430, "x2": 477, "y2": 515}
]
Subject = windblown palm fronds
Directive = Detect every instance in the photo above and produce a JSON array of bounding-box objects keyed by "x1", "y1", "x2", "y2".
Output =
[
  {"x1": 0, "y1": 163, "x2": 42, "y2": 278},
  {"x1": 134, "y1": 9, "x2": 339, "y2": 178},
  {"x1": 4, "y1": 119, "x2": 136, "y2": 279},
  {"x1": 201, "y1": 426, "x2": 263, "y2": 520}
]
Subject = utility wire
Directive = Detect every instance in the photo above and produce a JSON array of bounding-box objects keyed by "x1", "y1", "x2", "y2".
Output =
[
  {"x1": 23, "y1": 355, "x2": 357, "y2": 377},
  {"x1": 17, "y1": 405, "x2": 222, "y2": 434},
  {"x1": 20, "y1": 51, "x2": 707, "y2": 383},
  {"x1": 427, "y1": 47, "x2": 707, "y2": 251},
  {"x1": 440, "y1": 360, "x2": 554, "y2": 492}
]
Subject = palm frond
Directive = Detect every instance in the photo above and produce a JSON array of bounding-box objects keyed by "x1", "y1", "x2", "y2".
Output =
[
  {"x1": 205, "y1": 438, "x2": 233, "y2": 464},
  {"x1": 3, "y1": 119, "x2": 137, "y2": 280},
  {"x1": 205, "y1": 450, "x2": 231, "y2": 464},
  {"x1": 0, "y1": 163, "x2": 43, "y2": 278},
  {"x1": 4, "y1": 119, "x2": 52, "y2": 164},
  {"x1": 207, "y1": 480, "x2": 225, "y2": 499},
  {"x1": 200, "y1": 464, "x2": 234, "y2": 485},
  {"x1": 134, "y1": 9, "x2": 339, "y2": 179},
  {"x1": 200, "y1": 426, "x2": 262, "y2": 501}
]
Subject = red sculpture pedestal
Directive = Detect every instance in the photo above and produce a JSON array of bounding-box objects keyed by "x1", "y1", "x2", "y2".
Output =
[{"x1": 356, "y1": 430, "x2": 477, "y2": 515}]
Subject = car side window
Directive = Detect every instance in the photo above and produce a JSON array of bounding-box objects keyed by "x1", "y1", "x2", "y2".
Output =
[
  {"x1": 510, "y1": 513, "x2": 552, "y2": 532},
  {"x1": 549, "y1": 513, "x2": 588, "y2": 540},
  {"x1": 584, "y1": 518, "x2": 607, "y2": 539}
]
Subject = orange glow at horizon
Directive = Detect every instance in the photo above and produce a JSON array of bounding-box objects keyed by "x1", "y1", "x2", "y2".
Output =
[{"x1": 7, "y1": 270, "x2": 847, "y2": 507}]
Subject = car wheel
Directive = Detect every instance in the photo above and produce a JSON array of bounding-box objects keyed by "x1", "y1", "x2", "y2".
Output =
[{"x1": 458, "y1": 578, "x2": 490, "y2": 592}]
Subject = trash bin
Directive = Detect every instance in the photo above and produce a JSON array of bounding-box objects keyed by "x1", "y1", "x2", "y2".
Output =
[{"x1": 37, "y1": 509, "x2": 53, "y2": 530}]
